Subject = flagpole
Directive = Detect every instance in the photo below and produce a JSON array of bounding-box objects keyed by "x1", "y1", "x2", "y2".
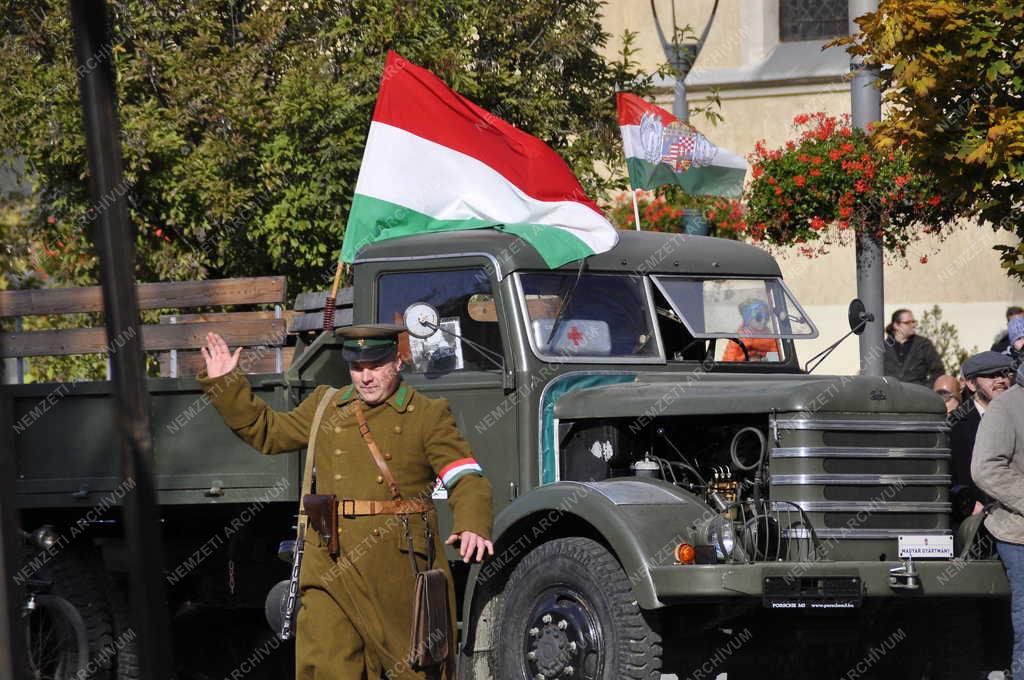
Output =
[
  {"x1": 631, "y1": 189, "x2": 642, "y2": 231},
  {"x1": 323, "y1": 260, "x2": 345, "y2": 333}
]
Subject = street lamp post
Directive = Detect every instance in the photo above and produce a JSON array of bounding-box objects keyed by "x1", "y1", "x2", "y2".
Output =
[
  {"x1": 650, "y1": 0, "x2": 720, "y2": 123},
  {"x1": 849, "y1": 0, "x2": 884, "y2": 376}
]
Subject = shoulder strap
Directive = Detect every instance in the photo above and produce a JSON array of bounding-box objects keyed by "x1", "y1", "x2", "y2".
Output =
[
  {"x1": 298, "y1": 387, "x2": 340, "y2": 518},
  {"x1": 353, "y1": 399, "x2": 403, "y2": 501}
]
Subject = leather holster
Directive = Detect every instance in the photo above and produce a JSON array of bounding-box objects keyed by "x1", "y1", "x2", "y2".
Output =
[{"x1": 303, "y1": 494, "x2": 339, "y2": 557}]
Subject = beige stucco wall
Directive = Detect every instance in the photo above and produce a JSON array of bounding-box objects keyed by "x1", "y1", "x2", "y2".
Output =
[{"x1": 600, "y1": 0, "x2": 1024, "y2": 374}]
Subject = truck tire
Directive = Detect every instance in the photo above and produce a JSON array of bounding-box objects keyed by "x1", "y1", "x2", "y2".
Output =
[
  {"x1": 36, "y1": 550, "x2": 116, "y2": 680},
  {"x1": 495, "y1": 537, "x2": 662, "y2": 680}
]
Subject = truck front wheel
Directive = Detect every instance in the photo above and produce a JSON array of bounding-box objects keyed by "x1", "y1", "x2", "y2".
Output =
[{"x1": 495, "y1": 537, "x2": 662, "y2": 680}]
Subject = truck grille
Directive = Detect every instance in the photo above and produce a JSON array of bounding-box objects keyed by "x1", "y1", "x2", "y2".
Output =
[{"x1": 768, "y1": 415, "x2": 950, "y2": 561}]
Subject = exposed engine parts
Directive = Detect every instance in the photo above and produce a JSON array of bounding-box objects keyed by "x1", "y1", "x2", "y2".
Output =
[
  {"x1": 558, "y1": 415, "x2": 817, "y2": 562},
  {"x1": 559, "y1": 415, "x2": 771, "y2": 509}
]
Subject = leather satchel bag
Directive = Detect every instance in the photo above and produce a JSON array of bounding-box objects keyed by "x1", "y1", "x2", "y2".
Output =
[
  {"x1": 406, "y1": 526, "x2": 450, "y2": 670},
  {"x1": 303, "y1": 493, "x2": 340, "y2": 557},
  {"x1": 353, "y1": 400, "x2": 451, "y2": 670}
]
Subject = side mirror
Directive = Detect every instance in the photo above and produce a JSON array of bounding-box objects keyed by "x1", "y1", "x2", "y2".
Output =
[
  {"x1": 847, "y1": 298, "x2": 874, "y2": 336},
  {"x1": 404, "y1": 303, "x2": 440, "y2": 339}
]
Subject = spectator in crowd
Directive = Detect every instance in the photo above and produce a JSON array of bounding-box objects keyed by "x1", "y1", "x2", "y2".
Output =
[
  {"x1": 951, "y1": 352, "x2": 1012, "y2": 522},
  {"x1": 972, "y1": 364, "x2": 1024, "y2": 677},
  {"x1": 992, "y1": 306, "x2": 1024, "y2": 353},
  {"x1": 1006, "y1": 316, "x2": 1024, "y2": 362},
  {"x1": 932, "y1": 374, "x2": 962, "y2": 415},
  {"x1": 883, "y1": 308, "x2": 944, "y2": 386}
]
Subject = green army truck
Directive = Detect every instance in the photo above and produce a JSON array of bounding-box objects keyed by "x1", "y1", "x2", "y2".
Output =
[{"x1": 8, "y1": 229, "x2": 1009, "y2": 679}]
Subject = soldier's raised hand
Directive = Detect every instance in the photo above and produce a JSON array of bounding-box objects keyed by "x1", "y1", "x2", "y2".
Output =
[{"x1": 202, "y1": 332, "x2": 242, "y2": 378}]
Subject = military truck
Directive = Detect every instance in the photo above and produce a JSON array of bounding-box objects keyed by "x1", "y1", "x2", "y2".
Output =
[{"x1": 7, "y1": 229, "x2": 1008, "y2": 679}]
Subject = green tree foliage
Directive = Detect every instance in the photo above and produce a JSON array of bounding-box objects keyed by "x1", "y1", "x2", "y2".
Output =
[
  {"x1": 837, "y1": 1, "x2": 1024, "y2": 276},
  {"x1": 0, "y1": 0, "x2": 655, "y2": 293},
  {"x1": 917, "y1": 304, "x2": 976, "y2": 377}
]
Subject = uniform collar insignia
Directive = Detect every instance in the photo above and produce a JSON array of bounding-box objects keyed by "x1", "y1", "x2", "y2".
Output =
[
  {"x1": 336, "y1": 384, "x2": 357, "y2": 405},
  {"x1": 386, "y1": 383, "x2": 412, "y2": 413}
]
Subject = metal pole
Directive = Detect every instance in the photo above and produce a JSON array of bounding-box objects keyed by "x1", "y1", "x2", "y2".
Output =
[
  {"x1": 69, "y1": 3, "x2": 174, "y2": 678},
  {"x1": 650, "y1": 1, "x2": 718, "y2": 124},
  {"x1": 850, "y1": 0, "x2": 884, "y2": 376},
  {"x1": 0, "y1": 387, "x2": 26, "y2": 680},
  {"x1": 673, "y1": 71, "x2": 689, "y2": 123},
  {"x1": 631, "y1": 189, "x2": 642, "y2": 231}
]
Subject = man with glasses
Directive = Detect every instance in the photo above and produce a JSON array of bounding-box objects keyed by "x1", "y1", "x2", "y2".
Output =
[
  {"x1": 950, "y1": 352, "x2": 1013, "y2": 521},
  {"x1": 883, "y1": 308, "x2": 944, "y2": 386}
]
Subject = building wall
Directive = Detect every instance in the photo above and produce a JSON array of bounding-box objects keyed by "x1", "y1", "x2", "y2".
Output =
[{"x1": 601, "y1": 0, "x2": 1024, "y2": 375}]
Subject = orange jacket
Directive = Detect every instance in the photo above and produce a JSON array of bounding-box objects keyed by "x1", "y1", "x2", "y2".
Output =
[{"x1": 722, "y1": 334, "x2": 780, "y2": 362}]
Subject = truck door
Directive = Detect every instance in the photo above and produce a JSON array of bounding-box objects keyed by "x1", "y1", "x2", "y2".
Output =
[{"x1": 375, "y1": 265, "x2": 518, "y2": 525}]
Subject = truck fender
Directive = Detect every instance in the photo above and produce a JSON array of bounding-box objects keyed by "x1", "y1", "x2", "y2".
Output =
[{"x1": 459, "y1": 478, "x2": 715, "y2": 653}]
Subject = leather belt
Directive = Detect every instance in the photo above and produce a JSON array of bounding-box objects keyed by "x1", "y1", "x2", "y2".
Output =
[{"x1": 339, "y1": 498, "x2": 432, "y2": 517}]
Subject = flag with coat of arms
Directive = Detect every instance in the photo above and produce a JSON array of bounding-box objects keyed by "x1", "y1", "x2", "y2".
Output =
[{"x1": 616, "y1": 92, "x2": 747, "y2": 197}]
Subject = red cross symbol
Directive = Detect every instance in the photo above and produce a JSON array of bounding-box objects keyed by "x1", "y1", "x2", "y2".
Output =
[{"x1": 566, "y1": 326, "x2": 584, "y2": 346}]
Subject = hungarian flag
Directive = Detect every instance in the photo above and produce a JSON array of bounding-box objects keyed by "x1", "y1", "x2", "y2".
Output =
[
  {"x1": 617, "y1": 92, "x2": 747, "y2": 197},
  {"x1": 341, "y1": 51, "x2": 618, "y2": 268}
]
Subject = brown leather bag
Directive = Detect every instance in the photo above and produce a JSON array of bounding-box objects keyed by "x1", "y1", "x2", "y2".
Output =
[
  {"x1": 303, "y1": 494, "x2": 339, "y2": 557},
  {"x1": 353, "y1": 400, "x2": 451, "y2": 670},
  {"x1": 406, "y1": 524, "x2": 450, "y2": 670}
]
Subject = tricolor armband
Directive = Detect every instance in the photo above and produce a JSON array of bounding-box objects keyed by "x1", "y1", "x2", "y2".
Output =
[{"x1": 439, "y1": 457, "x2": 483, "y2": 489}]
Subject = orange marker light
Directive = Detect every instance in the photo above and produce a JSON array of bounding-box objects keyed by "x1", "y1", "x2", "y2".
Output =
[{"x1": 675, "y1": 543, "x2": 696, "y2": 565}]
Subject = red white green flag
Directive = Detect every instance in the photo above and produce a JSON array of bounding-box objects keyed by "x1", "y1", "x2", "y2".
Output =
[
  {"x1": 341, "y1": 51, "x2": 618, "y2": 268},
  {"x1": 616, "y1": 92, "x2": 747, "y2": 197}
]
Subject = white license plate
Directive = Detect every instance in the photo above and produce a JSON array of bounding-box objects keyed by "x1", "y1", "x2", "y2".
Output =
[{"x1": 898, "y1": 534, "x2": 953, "y2": 558}]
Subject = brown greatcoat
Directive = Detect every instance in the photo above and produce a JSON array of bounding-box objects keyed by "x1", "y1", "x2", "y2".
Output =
[{"x1": 198, "y1": 369, "x2": 493, "y2": 679}]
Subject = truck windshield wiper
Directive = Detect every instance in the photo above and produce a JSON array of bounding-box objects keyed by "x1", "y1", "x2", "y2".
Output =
[{"x1": 545, "y1": 258, "x2": 587, "y2": 348}]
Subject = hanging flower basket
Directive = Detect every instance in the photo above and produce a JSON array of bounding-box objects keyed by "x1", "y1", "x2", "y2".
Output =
[{"x1": 743, "y1": 113, "x2": 954, "y2": 257}]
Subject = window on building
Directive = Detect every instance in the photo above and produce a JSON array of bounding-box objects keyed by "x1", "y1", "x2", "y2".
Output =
[
  {"x1": 779, "y1": 0, "x2": 849, "y2": 42},
  {"x1": 377, "y1": 268, "x2": 504, "y2": 375}
]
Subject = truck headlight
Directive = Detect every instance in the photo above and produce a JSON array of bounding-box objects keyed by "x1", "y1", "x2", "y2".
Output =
[{"x1": 706, "y1": 517, "x2": 737, "y2": 561}]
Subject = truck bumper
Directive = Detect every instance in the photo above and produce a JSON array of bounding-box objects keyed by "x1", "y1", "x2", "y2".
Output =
[{"x1": 650, "y1": 559, "x2": 1009, "y2": 601}]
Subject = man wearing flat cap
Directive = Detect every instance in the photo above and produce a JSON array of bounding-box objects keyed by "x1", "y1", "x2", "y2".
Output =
[
  {"x1": 949, "y1": 351, "x2": 1013, "y2": 521},
  {"x1": 972, "y1": 359, "x2": 1024, "y2": 674},
  {"x1": 198, "y1": 325, "x2": 493, "y2": 679}
]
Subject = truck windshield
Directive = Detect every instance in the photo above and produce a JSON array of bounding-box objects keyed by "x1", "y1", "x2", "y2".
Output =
[
  {"x1": 651, "y1": 276, "x2": 818, "y2": 340},
  {"x1": 517, "y1": 272, "x2": 661, "y2": 361}
]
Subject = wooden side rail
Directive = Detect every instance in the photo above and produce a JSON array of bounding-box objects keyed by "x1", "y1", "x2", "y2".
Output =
[
  {"x1": 0, "y1": 320, "x2": 286, "y2": 358},
  {"x1": 0, "y1": 276, "x2": 286, "y2": 317},
  {"x1": 0, "y1": 276, "x2": 292, "y2": 378},
  {"x1": 289, "y1": 287, "x2": 353, "y2": 332}
]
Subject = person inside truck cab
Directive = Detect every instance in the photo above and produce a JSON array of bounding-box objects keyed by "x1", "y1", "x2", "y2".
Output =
[{"x1": 722, "y1": 298, "x2": 780, "y2": 362}]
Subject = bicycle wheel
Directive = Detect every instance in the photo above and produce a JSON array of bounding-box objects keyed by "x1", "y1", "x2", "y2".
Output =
[{"x1": 25, "y1": 593, "x2": 89, "y2": 680}]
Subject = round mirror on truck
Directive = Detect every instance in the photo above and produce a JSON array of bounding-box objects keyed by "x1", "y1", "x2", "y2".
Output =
[
  {"x1": 403, "y1": 303, "x2": 440, "y2": 338},
  {"x1": 847, "y1": 298, "x2": 873, "y2": 335}
]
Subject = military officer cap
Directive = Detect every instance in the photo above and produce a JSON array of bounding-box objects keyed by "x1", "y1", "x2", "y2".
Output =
[
  {"x1": 337, "y1": 324, "x2": 405, "y2": 363},
  {"x1": 961, "y1": 350, "x2": 1013, "y2": 379}
]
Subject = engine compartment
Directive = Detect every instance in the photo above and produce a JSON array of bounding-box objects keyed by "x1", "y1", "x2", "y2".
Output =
[
  {"x1": 558, "y1": 414, "x2": 769, "y2": 505},
  {"x1": 557, "y1": 415, "x2": 808, "y2": 562}
]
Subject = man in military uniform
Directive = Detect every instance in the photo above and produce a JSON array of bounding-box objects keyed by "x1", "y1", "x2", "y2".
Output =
[{"x1": 198, "y1": 326, "x2": 493, "y2": 679}]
